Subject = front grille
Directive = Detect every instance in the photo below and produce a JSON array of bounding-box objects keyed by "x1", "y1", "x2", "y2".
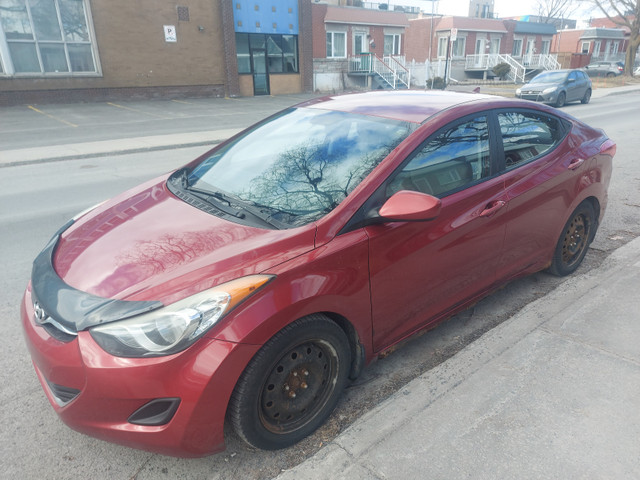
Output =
[
  {"x1": 32, "y1": 297, "x2": 77, "y2": 343},
  {"x1": 46, "y1": 380, "x2": 81, "y2": 407}
]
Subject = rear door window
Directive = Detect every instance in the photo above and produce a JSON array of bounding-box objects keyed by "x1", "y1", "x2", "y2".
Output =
[{"x1": 498, "y1": 111, "x2": 567, "y2": 169}]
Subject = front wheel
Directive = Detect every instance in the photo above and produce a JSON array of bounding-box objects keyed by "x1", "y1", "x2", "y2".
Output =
[
  {"x1": 581, "y1": 89, "x2": 591, "y2": 104},
  {"x1": 228, "y1": 314, "x2": 351, "y2": 450},
  {"x1": 547, "y1": 202, "x2": 595, "y2": 276},
  {"x1": 555, "y1": 92, "x2": 566, "y2": 108}
]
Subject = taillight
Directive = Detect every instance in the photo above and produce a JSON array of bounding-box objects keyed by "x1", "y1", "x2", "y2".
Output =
[{"x1": 600, "y1": 138, "x2": 617, "y2": 157}]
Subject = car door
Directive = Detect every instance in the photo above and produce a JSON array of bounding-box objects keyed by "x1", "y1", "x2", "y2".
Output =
[
  {"x1": 364, "y1": 114, "x2": 509, "y2": 351},
  {"x1": 566, "y1": 70, "x2": 580, "y2": 102},
  {"x1": 493, "y1": 109, "x2": 575, "y2": 280}
]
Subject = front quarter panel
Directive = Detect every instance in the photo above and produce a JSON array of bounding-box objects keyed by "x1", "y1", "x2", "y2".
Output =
[{"x1": 208, "y1": 228, "x2": 373, "y2": 361}]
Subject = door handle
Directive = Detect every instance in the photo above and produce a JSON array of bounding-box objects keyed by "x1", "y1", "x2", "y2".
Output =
[
  {"x1": 568, "y1": 158, "x2": 585, "y2": 170},
  {"x1": 479, "y1": 200, "x2": 506, "y2": 218}
]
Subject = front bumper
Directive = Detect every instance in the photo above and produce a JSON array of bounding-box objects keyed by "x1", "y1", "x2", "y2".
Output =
[
  {"x1": 21, "y1": 284, "x2": 260, "y2": 457},
  {"x1": 516, "y1": 91, "x2": 557, "y2": 104}
]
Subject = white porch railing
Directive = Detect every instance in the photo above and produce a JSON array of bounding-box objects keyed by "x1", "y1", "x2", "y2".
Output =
[
  {"x1": 465, "y1": 54, "x2": 526, "y2": 83},
  {"x1": 348, "y1": 53, "x2": 409, "y2": 89},
  {"x1": 521, "y1": 54, "x2": 560, "y2": 70},
  {"x1": 464, "y1": 53, "x2": 560, "y2": 82}
]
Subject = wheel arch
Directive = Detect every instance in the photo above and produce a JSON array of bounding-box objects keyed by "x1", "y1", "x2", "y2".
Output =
[{"x1": 320, "y1": 311, "x2": 366, "y2": 380}]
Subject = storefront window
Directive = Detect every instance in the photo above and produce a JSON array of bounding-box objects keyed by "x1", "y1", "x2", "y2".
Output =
[{"x1": 236, "y1": 33, "x2": 298, "y2": 74}]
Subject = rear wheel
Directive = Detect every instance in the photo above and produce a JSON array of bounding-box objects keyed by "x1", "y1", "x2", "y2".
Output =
[
  {"x1": 606, "y1": 72, "x2": 615, "y2": 78},
  {"x1": 548, "y1": 202, "x2": 595, "y2": 276},
  {"x1": 555, "y1": 92, "x2": 566, "y2": 108},
  {"x1": 228, "y1": 314, "x2": 351, "y2": 450},
  {"x1": 581, "y1": 89, "x2": 591, "y2": 104}
]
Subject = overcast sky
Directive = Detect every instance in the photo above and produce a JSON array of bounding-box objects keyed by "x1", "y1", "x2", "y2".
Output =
[{"x1": 389, "y1": 0, "x2": 598, "y2": 22}]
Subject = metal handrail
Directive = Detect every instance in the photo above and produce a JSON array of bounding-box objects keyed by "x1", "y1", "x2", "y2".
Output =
[{"x1": 348, "y1": 53, "x2": 409, "y2": 89}]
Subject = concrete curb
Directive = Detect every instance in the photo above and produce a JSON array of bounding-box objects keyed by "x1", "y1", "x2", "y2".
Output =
[{"x1": 0, "y1": 129, "x2": 242, "y2": 167}]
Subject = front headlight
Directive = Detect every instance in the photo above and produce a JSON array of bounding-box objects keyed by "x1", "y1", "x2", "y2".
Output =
[
  {"x1": 515, "y1": 88, "x2": 522, "y2": 95},
  {"x1": 542, "y1": 86, "x2": 557, "y2": 94},
  {"x1": 90, "y1": 275, "x2": 273, "y2": 357}
]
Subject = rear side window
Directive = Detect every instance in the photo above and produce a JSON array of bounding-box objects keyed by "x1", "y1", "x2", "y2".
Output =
[
  {"x1": 388, "y1": 116, "x2": 491, "y2": 198},
  {"x1": 498, "y1": 111, "x2": 566, "y2": 169}
]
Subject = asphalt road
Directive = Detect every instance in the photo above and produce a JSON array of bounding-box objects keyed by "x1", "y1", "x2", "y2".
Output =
[{"x1": 1, "y1": 91, "x2": 639, "y2": 480}]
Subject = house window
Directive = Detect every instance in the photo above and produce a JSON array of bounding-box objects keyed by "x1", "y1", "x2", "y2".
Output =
[
  {"x1": 581, "y1": 41, "x2": 590, "y2": 54},
  {"x1": 512, "y1": 39, "x2": 522, "y2": 56},
  {"x1": 384, "y1": 34, "x2": 401, "y2": 55},
  {"x1": 490, "y1": 38, "x2": 500, "y2": 54},
  {"x1": 593, "y1": 40, "x2": 601, "y2": 57},
  {"x1": 437, "y1": 36, "x2": 448, "y2": 58},
  {"x1": 0, "y1": 0, "x2": 98, "y2": 76},
  {"x1": 611, "y1": 41, "x2": 619, "y2": 55},
  {"x1": 541, "y1": 40, "x2": 550, "y2": 55},
  {"x1": 326, "y1": 31, "x2": 346, "y2": 58},
  {"x1": 236, "y1": 33, "x2": 298, "y2": 74},
  {"x1": 451, "y1": 38, "x2": 465, "y2": 57}
]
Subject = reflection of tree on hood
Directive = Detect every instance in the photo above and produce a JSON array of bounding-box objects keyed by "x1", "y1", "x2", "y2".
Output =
[{"x1": 246, "y1": 140, "x2": 391, "y2": 226}]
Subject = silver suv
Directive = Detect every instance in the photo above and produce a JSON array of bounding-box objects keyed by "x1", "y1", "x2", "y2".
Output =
[{"x1": 584, "y1": 61, "x2": 624, "y2": 77}]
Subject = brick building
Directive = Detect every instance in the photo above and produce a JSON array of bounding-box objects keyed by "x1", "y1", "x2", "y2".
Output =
[{"x1": 0, "y1": 0, "x2": 313, "y2": 104}]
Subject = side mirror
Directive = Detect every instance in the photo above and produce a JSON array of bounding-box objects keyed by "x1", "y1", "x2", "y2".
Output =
[{"x1": 379, "y1": 190, "x2": 442, "y2": 222}]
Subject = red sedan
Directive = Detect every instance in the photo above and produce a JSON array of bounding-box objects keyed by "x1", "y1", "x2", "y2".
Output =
[{"x1": 22, "y1": 91, "x2": 615, "y2": 457}]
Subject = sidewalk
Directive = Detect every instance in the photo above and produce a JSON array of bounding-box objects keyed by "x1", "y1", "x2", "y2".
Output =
[{"x1": 276, "y1": 235, "x2": 640, "y2": 479}]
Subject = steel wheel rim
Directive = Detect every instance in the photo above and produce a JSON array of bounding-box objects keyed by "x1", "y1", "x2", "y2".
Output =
[
  {"x1": 561, "y1": 213, "x2": 589, "y2": 267},
  {"x1": 259, "y1": 339, "x2": 338, "y2": 434}
]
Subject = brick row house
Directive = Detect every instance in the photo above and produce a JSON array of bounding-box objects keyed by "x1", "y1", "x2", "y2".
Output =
[{"x1": 0, "y1": 1, "x2": 635, "y2": 105}]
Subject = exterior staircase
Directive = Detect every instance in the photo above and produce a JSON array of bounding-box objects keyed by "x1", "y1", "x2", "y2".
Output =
[
  {"x1": 348, "y1": 54, "x2": 409, "y2": 89},
  {"x1": 465, "y1": 54, "x2": 560, "y2": 83}
]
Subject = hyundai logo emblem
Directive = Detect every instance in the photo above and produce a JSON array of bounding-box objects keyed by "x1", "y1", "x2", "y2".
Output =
[{"x1": 33, "y1": 301, "x2": 49, "y2": 324}]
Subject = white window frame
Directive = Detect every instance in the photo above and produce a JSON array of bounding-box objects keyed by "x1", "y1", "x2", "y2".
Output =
[
  {"x1": 326, "y1": 31, "x2": 346, "y2": 58},
  {"x1": 512, "y1": 38, "x2": 523, "y2": 57},
  {"x1": 0, "y1": 0, "x2": 101, "y2": 77},
  {"x1": 581, "y1": 41, "x2": 590, "y2": 54},
  {"x1": 593, "y1": 40, "x2": 601, "y2": 57},
  {"x1": 437, "y1": 36, "x2": 448, "y2": 58},
  {"x1": 451, "y1": 37, "x2": 466, "y2": 58},
  {"x1": 384, "y1": 33, "x2": 401, "y2": 56},
  {"x1": 541, "y1": 39, "x2": 550, "y2": 55},
  {"x1": 490, "y1": 38, "x2": 500, "y2": 54},
  {"x1": 353, "y1": 31, "x2": 367, "y2": 55},
  {"x1": 611, "y1": 41, "x2": 620, "y2": 55}
]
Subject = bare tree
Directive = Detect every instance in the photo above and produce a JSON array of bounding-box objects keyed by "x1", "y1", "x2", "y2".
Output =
[
  {"x1": 589, "y1": 0, "x2": 640, "y2": 75},
  {"x1": 535, "y1": 0, "x2": 580, "y2": 22}
]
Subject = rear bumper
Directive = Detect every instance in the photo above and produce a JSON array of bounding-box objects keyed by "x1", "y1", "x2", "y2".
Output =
[{"x1": 21, "y1": 284, "x2": 260, "y2": 457}]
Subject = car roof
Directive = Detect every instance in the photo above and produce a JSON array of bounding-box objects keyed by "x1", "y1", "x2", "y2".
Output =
[{"x1": 295, "y1": 90, "x2": 496, "y2": 124}]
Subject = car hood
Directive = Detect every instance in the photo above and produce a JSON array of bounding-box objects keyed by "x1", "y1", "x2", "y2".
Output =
[
  {"x1": 53, "y1": 176, "x2": 316, "y2": 304},
  {"x1": 521, "y1": 83, "x2": 556, "y2": 92}
]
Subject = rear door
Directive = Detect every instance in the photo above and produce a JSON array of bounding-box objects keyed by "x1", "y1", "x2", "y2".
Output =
[
  {"x1": 365, "y1": 114, "x2": 508, "y2": 351},
  {"x1": 493, "y1": 109, "x2": 575, "y2": 280}
]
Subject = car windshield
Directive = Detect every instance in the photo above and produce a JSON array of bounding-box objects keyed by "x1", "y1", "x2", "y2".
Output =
[
  {"x1": 187, "y1": 107, "x2": 416, "y2": 227},
  {"x1": 531, "y1": 71, "x2": 568, "y2": 84}
]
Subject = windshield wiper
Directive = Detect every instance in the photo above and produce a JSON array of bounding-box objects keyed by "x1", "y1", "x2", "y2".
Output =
[
  {"x1": 201, "y1": 188, "x2": 287, "y2": 230},
  {"x1": 174, "y1": 169, "x2": 246, "y2": 220}
]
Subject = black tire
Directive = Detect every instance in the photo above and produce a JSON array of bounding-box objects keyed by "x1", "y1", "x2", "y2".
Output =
[
  {"x1": 548, "y1": 201, "x2": 595, "y2": 276},
  {"x1": 555, "y1": 91, "x2": 566, "y2": 108},
  {"x1": 606, "y1": 72, "x2": 615, "y2": 78},
  {"x1": 581, "y1": 89, "x2": 591, "y2": 104},
  {"x1": 228, "y1": 314, "x2": 351, "y2": 450}
]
